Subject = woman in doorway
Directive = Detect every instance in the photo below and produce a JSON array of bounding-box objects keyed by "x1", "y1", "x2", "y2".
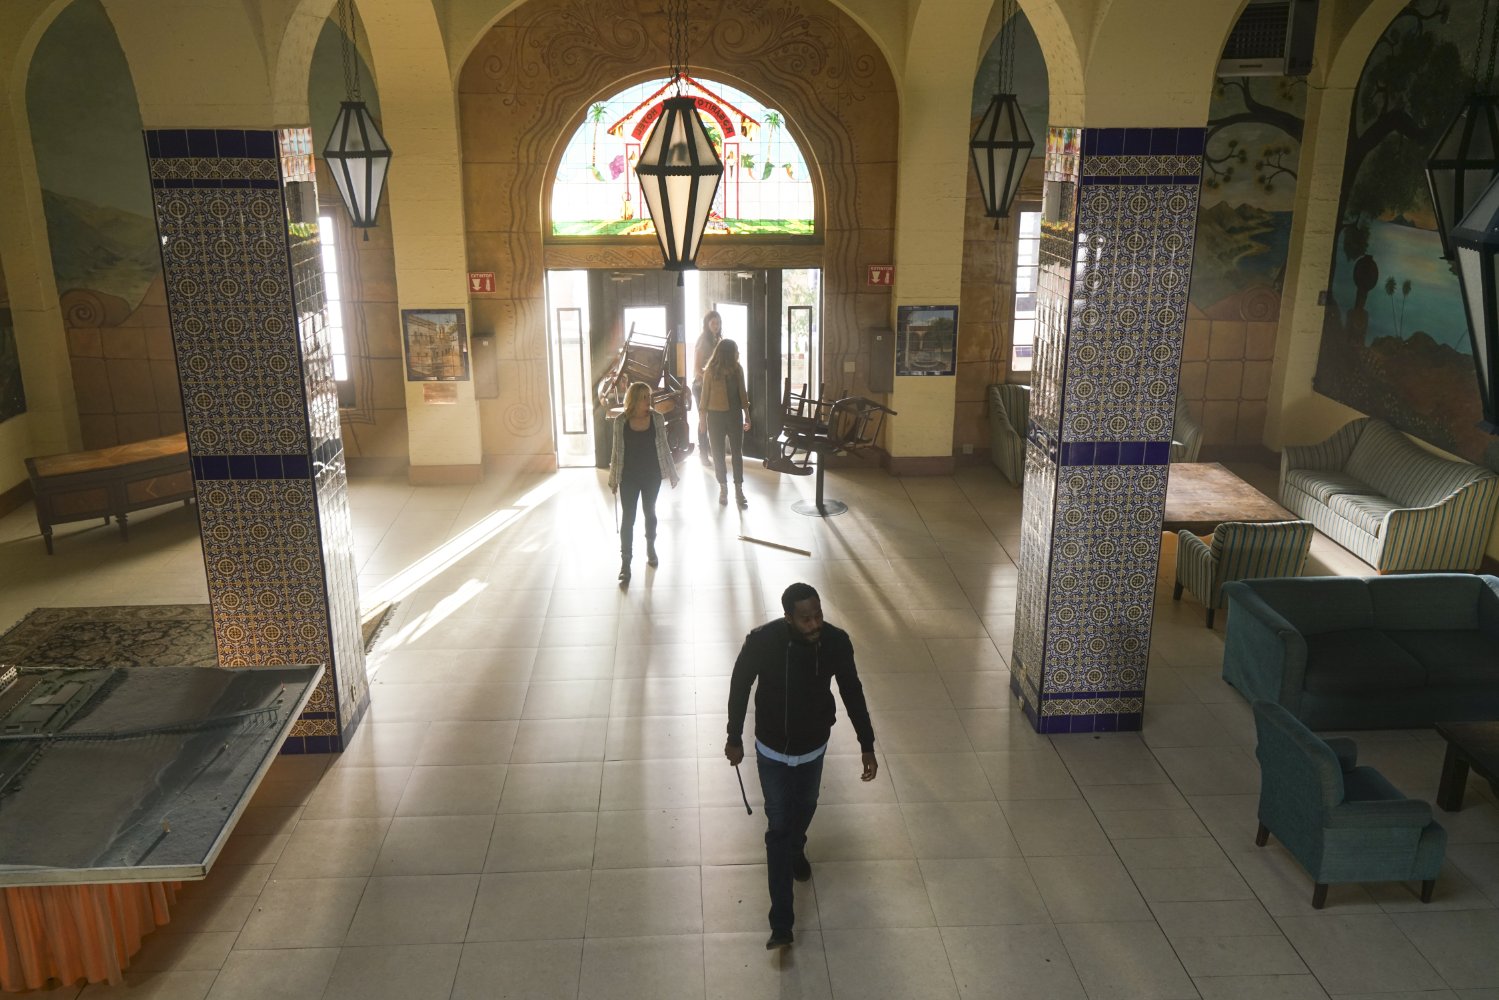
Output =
[
  {"x1": 608, "y1": 381, "x2": 679, "y2": 584},
  {"x1": 700, "y1": 339, "x2": 751, "y2": 508},
  {"x1": 693, "y1": 310, "x2": 724, "y2": 467}
]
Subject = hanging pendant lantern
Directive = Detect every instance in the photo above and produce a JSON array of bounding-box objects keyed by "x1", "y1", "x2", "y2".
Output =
[
  {"x1": 634, "y1": 0, "x2": 722, "y2": 276},
  {"x1": 1426, "y1": 0, "x2": 1499, "y2": 260},
  {"x1": 969, "y1": 0, "x2": 1032, "y2": 220},
  {"x1": 323, "y1": 0, "x2": 391, "y2": 240},
  {"x1": 1452, "y1": 172, "x2": 1499, "y2": 432},
  {"x1": 325, "y1": 101, "x2": 391, "y2": 235},
  {"x1": 970, "y1": 93, "x2": 1034, "y2": 220},
  {"x1": 636, "y1": 94, "x2": 724, "y2": 274},
  {"x1": 1427, "y1": 95, "x2": 1499, "y2": 261}
]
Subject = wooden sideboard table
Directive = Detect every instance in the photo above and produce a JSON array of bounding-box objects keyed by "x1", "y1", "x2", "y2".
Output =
[{"x1": 24, "y1": 433, "x2": 195, "y2": 554}]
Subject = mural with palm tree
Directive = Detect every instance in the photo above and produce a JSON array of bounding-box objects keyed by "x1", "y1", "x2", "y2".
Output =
[
  {"x1": 551, "y1": 76, "x2": 814, "y2": 236},
  {"x1": 588, "y1": 102, "x2": 607, "y2": 181}
]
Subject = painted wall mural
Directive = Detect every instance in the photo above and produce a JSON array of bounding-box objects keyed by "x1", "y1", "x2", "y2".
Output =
[
  {"x1": 0, "y1": 258, "x2": 25, "y2": 424},
  {"x1": 1316, "y1": 0, "x2": 1486, "y2": 460},
  {"x1": 27, "y1": 0, "x2": 174, "y2": 449},
  {"x1": 550, "y1": 75, "x2": 815, "y2": 236},
  {"x1": 1182, "y1": 76, "x2": 1306, "y2": 450}
]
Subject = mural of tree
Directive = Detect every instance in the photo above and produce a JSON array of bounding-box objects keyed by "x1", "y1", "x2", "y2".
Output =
[
  {"x1": 1203, "y1": 78, "x2": 1304, "y2": 193},
  {"x1": 1314, "y1": 0, "x2": 1490, "y2": 461},
  {"x1": 1333, "y1": 0, "x2": 1466, "y2": 274}
]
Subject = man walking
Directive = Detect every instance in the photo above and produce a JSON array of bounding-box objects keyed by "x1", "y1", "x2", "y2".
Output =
[{"x1": 725, "y1": 582, "x2": 878, "y2": 950}]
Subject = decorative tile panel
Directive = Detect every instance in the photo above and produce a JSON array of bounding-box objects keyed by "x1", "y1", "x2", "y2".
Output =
[
  {"x1": 146, "y1": 127, "x2": 367, "y2": 753},
  {"x1": 1012, "y1": 126, "x2": 1204, "y2": 735}
]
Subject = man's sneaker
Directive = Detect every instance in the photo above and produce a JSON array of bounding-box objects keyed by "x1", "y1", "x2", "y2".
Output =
[
  {"x1": 792, "y1": 853, "x2": 812, "y2": 882},
  {"x1": 765, "y1": 929, "x2": 794, "y2": 950}
]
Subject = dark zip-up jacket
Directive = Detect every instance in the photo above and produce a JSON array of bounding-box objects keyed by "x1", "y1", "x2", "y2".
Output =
[{"x1": 726, "y1": 618, "x2": 876, "y2": 756}]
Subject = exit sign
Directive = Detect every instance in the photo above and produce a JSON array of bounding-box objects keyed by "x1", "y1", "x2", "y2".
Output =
[
  {"x1": 467, "y1": 271, "x2": 496, "y2": 294},
  {"x1": 867, "y1": 264, "x2": 894, "y2": 286}
]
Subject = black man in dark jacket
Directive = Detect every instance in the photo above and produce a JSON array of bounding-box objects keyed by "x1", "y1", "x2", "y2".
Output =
[{"x1": 725, "y1": 582, "x2": 877, "y2": 951}]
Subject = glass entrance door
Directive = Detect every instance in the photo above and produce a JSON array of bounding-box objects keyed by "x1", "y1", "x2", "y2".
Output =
[{"x1": 544, "y1": 270, "x2": 597, "y2": 468}]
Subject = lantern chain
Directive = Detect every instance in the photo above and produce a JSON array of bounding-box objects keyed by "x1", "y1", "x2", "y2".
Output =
[
  {"x1": 668, "y1": 0, "x2": 686, "y2": 95},
  {"x1": 1484, "y1": 0, "x2": 1499, "y2": 94},
  {"x1": 1000, "y1": 0, "x2": 1018, "y2": 96},
  {"x1": 336, "y1": 0, "x2": 362, "y2": 103}
]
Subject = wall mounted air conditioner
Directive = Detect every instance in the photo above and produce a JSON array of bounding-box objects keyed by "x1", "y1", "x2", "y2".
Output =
[{"x1": 1218, "y1": 0, "x2": 1318, "y2": 77}]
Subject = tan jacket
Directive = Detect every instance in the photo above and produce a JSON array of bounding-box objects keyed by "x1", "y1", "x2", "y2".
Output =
[{"x1": 700, "y1": 363, "x2": 750, "y2": 416}]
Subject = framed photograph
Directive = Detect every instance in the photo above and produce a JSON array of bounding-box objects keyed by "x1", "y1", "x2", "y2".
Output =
[
  {"x1": 401, "y1": 309, "x2": 470, "y2": 381},
  {"x1": 896, "y1": 305, "x2": 958, "y2": 376}
]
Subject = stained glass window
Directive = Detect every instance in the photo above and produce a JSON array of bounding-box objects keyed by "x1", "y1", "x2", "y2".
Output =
[{"x1": 551, "y1": 75, "x2": 814, "y2": 237}]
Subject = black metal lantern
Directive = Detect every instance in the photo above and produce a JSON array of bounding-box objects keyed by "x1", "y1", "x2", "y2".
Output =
[
  {"x1": 970, "y1": 93, "x2": 1034, "y2": 220},
  {"x1": 322, "y1": 0, "x2": 391, "y2": 239},
  {"x1": 1427, "y1": 95, "x2": 1499, "y2": 261},
  {"x1": 969, "y1": 0, "x2": 1032, "y2": 221},
  {"x1": 634, "y1": 0, "x2": 723, "y2": 277},
  {"x1": 325, "y1": 101, "x2": 391, "y2": 235},
  {"x1": 1426, "y1": 0, "x2": 1499, "y2": 260},
  {"x1": 1450, "y1": 172, "x2": 1499, "y2": 432},
  {"x1": 635, "y1": 95, "x2": 723, "y2": 275}
]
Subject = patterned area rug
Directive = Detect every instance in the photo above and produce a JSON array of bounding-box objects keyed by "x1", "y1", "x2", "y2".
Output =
[{"x1": 0, "y1": 603, "x2": 397, "y2": 668}]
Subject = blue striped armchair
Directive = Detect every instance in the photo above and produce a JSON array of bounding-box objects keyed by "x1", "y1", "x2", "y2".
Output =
[
  {"x1": 1253, "y1": 701, "x2": 1445, "y2": 909},
  {"x1": 1174, "y1": 519, "x2": 1313, "y2": 628}
]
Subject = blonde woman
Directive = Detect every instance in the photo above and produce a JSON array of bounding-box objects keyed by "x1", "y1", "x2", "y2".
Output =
[
  {"x1": 701, "y1": 339, "x2": 750, "y2": 508},
  {"x1": 608, "y1": 381, "x2": 679, "y2": 583}
]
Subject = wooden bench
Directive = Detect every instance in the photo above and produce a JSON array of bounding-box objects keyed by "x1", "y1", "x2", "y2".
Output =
[{"x1": 24, "y1": 433, "x2": 195, "y2": 554}]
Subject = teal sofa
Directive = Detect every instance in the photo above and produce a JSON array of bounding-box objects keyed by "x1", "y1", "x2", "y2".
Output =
[
  {"x1": 1222, "y1": 574, "x2": 1499, "y2": 730},
  {"x1": 1279, "y1": 418, "x2": 1499, "y2": 573},
  {"x1": 1253, "y1": 701, "x2": 1445, "y2": 909}
]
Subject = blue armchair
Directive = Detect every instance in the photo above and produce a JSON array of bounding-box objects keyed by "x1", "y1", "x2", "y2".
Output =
[{"x1": 1252, "y1": 701, "x2": 1446, "y2": 908}]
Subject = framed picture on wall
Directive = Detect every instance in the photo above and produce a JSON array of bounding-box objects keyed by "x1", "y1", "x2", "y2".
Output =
[
  {"x1": 401, "y1": 308, "x2": 470, "y2": 381},
  {"x1": 896, "y1": 305, "x2": 958, "y2": 376}
]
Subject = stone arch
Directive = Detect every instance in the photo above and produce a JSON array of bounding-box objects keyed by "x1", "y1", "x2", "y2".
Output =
[
  {"x1": 1011, "y1": 0, "x2": 1087, "y2": 122},
  {"x1": 1080, "y1": 0, "x2": 1245, "y2": 123},
  {"x1": 1323, "y1": 0, "x2": 1412, "y2": 89},
  {"x1": 459, "y1": 0, "x2": 900, "y2": 461}
]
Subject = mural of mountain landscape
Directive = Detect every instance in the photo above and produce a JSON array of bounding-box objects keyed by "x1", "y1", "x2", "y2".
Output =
[
  {"x1": 1315, "y1": 0, "x2": 1488, "y2": 460},
  {"x1": 1190, "y1": 77, "x2": 1304, "y2": 318},
  {"x1": 41, "y1": 189, "x2": 159, "y2": 306},
  {"x1": 0, "y1": 259, "x2": 24, "y2": 423}
]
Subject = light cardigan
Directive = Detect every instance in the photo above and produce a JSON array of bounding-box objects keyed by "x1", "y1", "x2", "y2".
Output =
[{"x1": 608, "y1": 410, "x2": 679, "y2": 491}]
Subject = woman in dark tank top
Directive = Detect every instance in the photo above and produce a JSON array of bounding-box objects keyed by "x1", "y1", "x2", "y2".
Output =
[{"x1": 607, "y1": 381, "x2": 679, "y2": 584}]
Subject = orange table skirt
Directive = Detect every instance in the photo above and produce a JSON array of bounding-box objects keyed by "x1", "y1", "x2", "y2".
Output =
[{"x1": 0, "y1": 882, "x2": 178, "y2": 991}]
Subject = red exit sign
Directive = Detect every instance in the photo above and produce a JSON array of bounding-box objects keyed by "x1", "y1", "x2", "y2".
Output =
[
  {"x1": 467, "y1": 271, "x2": 496, "y2": 294},
  {"x1": 867, "y1": 264, "x2": 894, "y2": 286}
]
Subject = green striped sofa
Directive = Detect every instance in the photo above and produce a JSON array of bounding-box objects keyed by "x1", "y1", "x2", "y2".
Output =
[
  {"x1": 1280, "y1": 418, "x2": 1499, "y2": 572},
  {"x1": 1174, "y1": 519, "x2": 1314, "y2": 628}
]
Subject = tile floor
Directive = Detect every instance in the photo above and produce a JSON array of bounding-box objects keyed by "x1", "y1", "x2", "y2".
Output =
[{"x1": 3, "y1": 460, "x2": 1498, "y2": 1000}]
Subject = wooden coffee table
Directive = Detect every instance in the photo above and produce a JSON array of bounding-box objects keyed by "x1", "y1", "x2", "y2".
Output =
[
  {"x1": 1164, "y1": 462, "x2": 1297, "y2": 535},
  {"x1": 1436, "y1": 721, "x2": 1499, "y2": 811}
]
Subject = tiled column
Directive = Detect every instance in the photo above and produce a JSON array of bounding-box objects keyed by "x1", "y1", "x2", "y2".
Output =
[
  {"x1": 1011, "y1": 126, "x2": 1204, "y2": 734},
  {"x1": 145, "y1": 127, "x2": 368, "y2": 752}
]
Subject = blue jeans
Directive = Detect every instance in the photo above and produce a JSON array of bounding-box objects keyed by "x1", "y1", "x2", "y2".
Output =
[{"x1": 756, "y1": 750, "x2": 825, "y2": 934}]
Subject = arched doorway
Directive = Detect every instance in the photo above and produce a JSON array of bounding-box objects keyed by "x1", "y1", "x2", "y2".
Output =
[{"x1": 543, "y1": 74, "x2": 821, "y2": 468}]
